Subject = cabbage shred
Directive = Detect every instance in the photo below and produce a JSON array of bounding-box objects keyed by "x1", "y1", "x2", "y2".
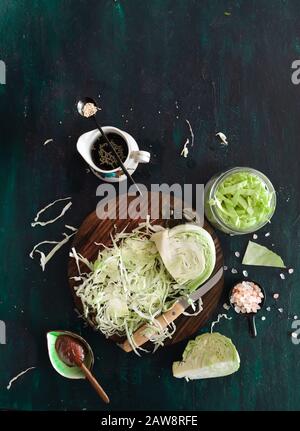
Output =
[{"x1": 72, "y1": 221, "x2": 196, "y2": 354}]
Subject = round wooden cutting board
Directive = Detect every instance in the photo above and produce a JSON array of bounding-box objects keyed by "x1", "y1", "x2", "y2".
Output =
[{"x1": 68, "y1": 192, "x2": 224, "y2": 347}]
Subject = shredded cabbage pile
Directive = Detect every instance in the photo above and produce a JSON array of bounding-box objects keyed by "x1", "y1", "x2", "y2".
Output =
[
  {"x1": 209, "y1": 170, "x2": 275, "y2": 231},
  {"x1": 71, "y1": 220, "x2": 207, "y2": 354}
]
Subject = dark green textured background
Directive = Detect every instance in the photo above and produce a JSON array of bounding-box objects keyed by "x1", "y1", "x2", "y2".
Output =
[{"x1": 0, "y1": 0, "x2": 299, "y2": 411}]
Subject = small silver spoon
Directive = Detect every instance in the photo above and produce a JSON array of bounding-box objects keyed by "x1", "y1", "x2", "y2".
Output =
[{"x1": 77, "y1": 97, "x2": 141, "y2": 195}]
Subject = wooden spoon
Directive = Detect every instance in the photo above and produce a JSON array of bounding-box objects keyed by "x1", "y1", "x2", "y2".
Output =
[{"x1": 55, "y1": 335, "x2": 110, "y2": 404}]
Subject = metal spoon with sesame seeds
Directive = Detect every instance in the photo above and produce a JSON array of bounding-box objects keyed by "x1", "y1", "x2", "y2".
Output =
[
  {"x1": 77, "y1": 97, "x2": 141, "y2": 195},
  {"x1": 229, "y1": 280, "x2": 266, "y2": 338}
]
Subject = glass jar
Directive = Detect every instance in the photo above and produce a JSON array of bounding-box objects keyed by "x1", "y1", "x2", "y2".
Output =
[{"x1": 204, "y1": 167, "x2": 276, "y2": 235}]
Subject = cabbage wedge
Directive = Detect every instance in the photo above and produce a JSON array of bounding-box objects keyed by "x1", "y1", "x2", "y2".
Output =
[
  {"x1": 152, "y1": 224, "x2": 216, "y2": 292},
  {"x1": 173, "y1": 332, "x2": 240, "y2": 380}
]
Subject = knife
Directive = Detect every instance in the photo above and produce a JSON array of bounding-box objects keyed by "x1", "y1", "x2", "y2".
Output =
[{"x1": 121, "y1": 266, "x2": 223, "y2": 352}]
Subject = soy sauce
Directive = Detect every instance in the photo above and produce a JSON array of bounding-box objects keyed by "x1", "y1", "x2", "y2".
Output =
[{"x1": 91, "y1": 133, "x2": 128, "y2": 171}]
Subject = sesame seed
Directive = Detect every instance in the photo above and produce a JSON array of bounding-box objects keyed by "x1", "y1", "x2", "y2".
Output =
[
  {"x1": 265, "y1": 232, "x2": 271, "y2": 237},
  {"x1": 253, "y1": 234, "x2": 258, "y2": 240},
  {"x1": 292, "y1": 332, "x2": 298, "y2": 338},
  {"x1": 261, "y1": 316, "x2": 266, "y2": 321},
  {"x1": 242, "y1": 270, "x2": 248, "y2": 277},
  {"x1": 288, "y1": 268, "x2": 294, "y2": 274},
  {"x1": 223, "y1": 303, "x2": 230, "y2": 311},
  {"x1": 235, "y1": 251, "x2": 240, "y2": 258},
  {"x1": 231, "y1": 268, "x2": 238, "y2": 274},
  {"x1": 273, "y1": 293, "x2": 279, "y2": 299},
  {"x1": 280, "y1": 273, "x2": 285, "y2": 280},
  {"x1": 278, "y1": 308, "x2": 283, "y2": 313},
  {"x1": 294, "y1": 315, "x2": 298, "y2": 320},
  {"x1": 223, "y1": 265, "x2": 228, "y2": 271},
  {"x1": 266, "y1": 307, "x2": 271, "y2": 311}
]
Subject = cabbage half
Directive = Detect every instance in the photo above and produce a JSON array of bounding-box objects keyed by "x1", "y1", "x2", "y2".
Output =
[
  {"x1": 173, "y1": 332, "x2": 240, "y2": 380},
  {"x1": 152, "y1": 224, "x2": 216, "y2": 292}
]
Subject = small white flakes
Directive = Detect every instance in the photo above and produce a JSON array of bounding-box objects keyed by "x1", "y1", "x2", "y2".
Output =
[
  {"x1": 253, "y1": 234, "x2": 258, "y2": 240},
  {"x1": 288, "y1": 268, "x2": 294, "y2": 274},
  {"x1": 242, "y1": 270, "x2": 248, "y2": 277},
  {"x1": 43, "y1": 139, "x2": 53, "y2": 146},
  {"x1": 278, "y1": 308, "x2": 284, "y2": 313},
  {"x1": 280, "y1": 273, "x2": 286, "y2": 280},
  {"x1": 294, "y1": 315, "x2": 298, "y2": 320},
  {"x1": 180, "y1": 138, "x2": 190, "y2": 158},
  {"x1": 216, "y1": 132, "x2": 228, "y2": 145},
  {"x1": 231, "y1": 268, "x2": 238, "y2": 274},
  {"x1": 223, "y1": 265, "x2": 228, "y2": 271},
  {"x1": 261, "y1": 316, "x2": 266, "y2": 321},
  {"x1": 235, "y1": 251, "x2": 240, "y2": 258},
  {"x1": 223, "y1": 303, "x2": 230, "y2": 311},
  {"x1": 273, "y1": 293, "x2": 279, "y2": 299},
  {"x1": 266, "y1": 307, "x2": 271, "y2": 311},
  {"x1": 265, "y1": 232, "x2": 271, "y2": 237}
]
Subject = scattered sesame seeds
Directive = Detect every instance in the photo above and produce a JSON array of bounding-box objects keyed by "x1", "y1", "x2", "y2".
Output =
[
  {"x1": 231, "y1": 268, "x2": 238, "y2": 274},
  {"x1": 273, "y1": 293, "x2": 279, "y2": 299},
  {"x1": 278, "y1": 308, "x2": 283, "y2": 313},
  {"x1": 242, "y1": 270, "x2": 248, "y2": 277},
  {"x1": 235, "y1": 251, "x2": 240, "y2": 258},
  {"x1": 280, "y1": 273, "x2": 286, "y2": 280},
  {"x1": 223, "y1": 265, "x2": 228, "y2": 271},
  {"x1": 288, "y1": 268, "x2": 294, "y2": 274},
  {"x1": 261, "y1": 316, "x2": 266, "y2": 321},
  {"x1": 253, "y1": 234, "x2": 258, "y2": 240},
  {"x1": 266, "y1": 307, "x2": 271, "y2": 311},
  {"x1": 265, "y1": 232, "x2": 271, "y2": 237}
]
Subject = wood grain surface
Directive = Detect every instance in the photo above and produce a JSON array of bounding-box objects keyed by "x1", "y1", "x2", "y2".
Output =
[{"x1": 68, "y1": 192, "x2": 224, "y2": 347}]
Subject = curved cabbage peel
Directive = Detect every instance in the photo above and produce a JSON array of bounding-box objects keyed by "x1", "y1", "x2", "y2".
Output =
[
  {"x1": 172, "y1": 332, "x2": 240, "y2": 380},
  {"x1": 151, "y1": 224, "x2": 216, "y2": 292}
]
